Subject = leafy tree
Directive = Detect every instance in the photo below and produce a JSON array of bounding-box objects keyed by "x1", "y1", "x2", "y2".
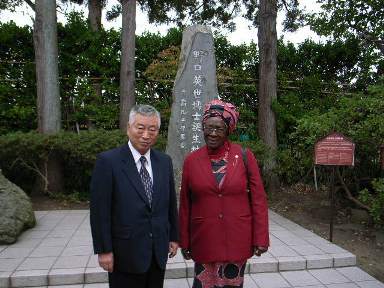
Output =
[
  {"x1": 309, "y1": 0, "x2": 384, "y2": 81},
  {"x1": 0, "y1": 22, "x2": 36, "y2": 134}
]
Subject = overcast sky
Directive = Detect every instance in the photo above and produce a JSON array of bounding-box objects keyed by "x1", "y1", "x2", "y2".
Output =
[{"x1": 0, "y1": 1, "x2": 324, "y2": 45}]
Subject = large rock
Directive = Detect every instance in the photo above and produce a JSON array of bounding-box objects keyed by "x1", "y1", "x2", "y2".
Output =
[{"x1": 0, "y1": 169, "x2": 36, "y2": 244}]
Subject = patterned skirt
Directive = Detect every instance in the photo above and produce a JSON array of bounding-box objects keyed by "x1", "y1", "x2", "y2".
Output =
[{"x1": 192, "y1": 261, "x2": 246, "y2": 288}]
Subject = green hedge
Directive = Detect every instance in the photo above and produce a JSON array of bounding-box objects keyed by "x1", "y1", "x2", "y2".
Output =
[
  {"x1": 0, "y1": 130, "x2": 165, "y2": 197},
  {"x1": 0, "y1": 130, "x2": 266, "y2": 198}
]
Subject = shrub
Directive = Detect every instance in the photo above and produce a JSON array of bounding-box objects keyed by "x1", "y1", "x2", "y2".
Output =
[
  {"x1": 359, "y1": 178, "x2": 384, "y2": 228},
  {"x1": 0, "y1": 130, "x2": 166, "y2": 197}
]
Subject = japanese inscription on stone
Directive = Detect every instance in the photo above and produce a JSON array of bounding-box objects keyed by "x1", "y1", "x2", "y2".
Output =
[{"x1": 166, "y1": 25, "x2": 218, "y2": 176}]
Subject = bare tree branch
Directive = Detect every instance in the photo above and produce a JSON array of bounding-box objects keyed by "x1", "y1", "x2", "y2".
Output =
[
  {"x1": 11, "y1": 157, "x2": 50, "y2": 194},
  {"x1": 336, "y1": 167, "x2": 370, "y2": 211},
  {"x1": 24, "y1": 0, "x2": 35, "y2": 11}
]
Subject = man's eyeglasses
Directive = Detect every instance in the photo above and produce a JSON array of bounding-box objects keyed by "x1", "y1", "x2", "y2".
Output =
[{"x1": 203, "y1": 126, "x2": 226, "y2": 134}]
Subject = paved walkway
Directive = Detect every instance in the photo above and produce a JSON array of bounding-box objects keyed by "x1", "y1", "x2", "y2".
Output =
[{"x1": 0, "y1": 210, "x2": 383, "y2": 287}]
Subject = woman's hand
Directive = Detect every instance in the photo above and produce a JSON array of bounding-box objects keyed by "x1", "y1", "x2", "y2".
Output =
[
  {"x1": 181, "y1": 248, "x2": 192, "y2": 260},
  {"x1": 254, "y1": 246, "x2": 268, "y2": 257}
]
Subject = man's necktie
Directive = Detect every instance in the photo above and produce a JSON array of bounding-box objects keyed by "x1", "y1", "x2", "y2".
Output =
[{"x1": 139, "y1": 156, "x2": 153, "y2": 206}]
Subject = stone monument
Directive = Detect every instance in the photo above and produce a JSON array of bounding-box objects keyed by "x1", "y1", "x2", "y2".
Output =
[{"x1": 166, "y1": 25, "x2": 218, "y2": 183}]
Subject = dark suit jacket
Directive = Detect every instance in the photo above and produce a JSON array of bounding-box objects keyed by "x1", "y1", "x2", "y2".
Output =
[
  {"x1": 179, "y1": 142, "x2": 269, "y2": 263},
  {"x1": 90, "y1": 144, "x2": 178, "y2": 273}
]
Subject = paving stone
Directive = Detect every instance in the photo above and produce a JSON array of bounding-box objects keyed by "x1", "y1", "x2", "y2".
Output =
[
  {"x1": 356, "y1": 281, "x2": 384, "y2": 288},
  {"x1": 61, "y1": 246, "x2": 92, "y2": 257},
  {"x1": 243, "y1": 275, "x2": 258, "y2": 288},
  {"x1": 318, "y1": 244, "x2": 348, "y2": 254},
  {"x1": 291, "y1": 285, "x2": 325, "y2": 288},
  {"x1": 66, "y1": 238, "x2": 92, "y2": 247},
  {"x1": 291, "y1": 229, "x2": 319, "y2": 238},
  {"x1": 5, "y1": 209, "x2": 383, "y2": 288},
  {"x1": 248, "y1": 256, "x2": 278, "y2": 273},
  {"x1": 281, "y1": 270, "x2": 322, "y2": 286},
  {"x1": 164, "y1": 278, "x2": 189, "y2": 288},
  {"x1": 48, "y1": 268, "x2": 84, "y2": 286},
  {"x1": 326, "y1": 283, "x2": 360, "y2": 288},
  {"x1": 72, "y1": 230, "x2": 91, "y2": 238},
  {"x1": 39, "y1": 237, "x2": 70, "y2": 247},
  {"x1": 0, "y1": 246, "x2": 33, "y2": 258},
  {"x1": 30, "y1": 246, "x2": 64, "y2": 258},
  {"x1": 269, "y1": 224, "x2": 287, "y2": 231},
  {"x1": 87, "y1": 255, "x2": 99, "y2": 268},
  {"x1": 336, "y1": 267, "x2": 375, "y2": 282},
  {"x1": 278, "y1": 256, "x2": 306, "y2": 271},
  {"x1": 34, "y1": 221, "x2": 60, "y2": 230},
  {"x1": 19, "y1": 230, "x2": 50, "y2": 240},
  {"x1": 309, "y1": 268, "x2": 350, "y2": 285},
  {"x1": 53, "y1": 256, "x2": 89, "y2": 269},
  {"x1": 291, "y1": 244, "x2": 325, "y2": 256},
  {"x1": 269, "y1": 245, "x2": 299, "y2": 257},
  {"x1": 84, "y1": 267, "x2": 107, "y2": 283},
  {"x1": 10, "y1": 238, "x2": 42, "y2": 248},
  {"x1": 282, "y1": 237, "x2": 311, "y2": 246},
  {"x1": 34, "y1": 211, "x2": 48, "y2": 219},
  {"x1": 305, "y1": 255, "x2": 333, "y2": 269},
  {"x1": 0, "y1": 247, "x2": 34, "y2": 258},
  {"x1": 11, "y1": 270, "x2": 48, "y2": 287},
  {"x1": 48, "y1": 285, "x2": 83, "y2": 288},
  {"x1": 48, "y1": 229, "x2": 76, "y2": 238},
  {"x1": 332, "y1": 253, "x2": 357, "y2": 267},
  {"x1": 17, "y1": 257, "x2": 56, "y2": 271},
  {"x1": 83, "y1": 284, "x2": 108, "y2": 288},
  {"x1": 0, "y1": 258, "x2": 24, "y2": 272},
  {"x1": 251, "y1": 272, "x2": 291, "y2": 288},
  {"x1": 305, "y1": 237, "x2": 332, "y2": 246},
  {"x1": 272, "y1": 230, "x2": 297, "y2": 239},
  {"x1": 270, "y1": 235, "x2": 286, "y2": 246},
  {"x1": 165, "y1": 262, "x2": 186, "y2": 279},
  {"x1": 0, "y1": 271, "x2": 11, "y2": 287}
]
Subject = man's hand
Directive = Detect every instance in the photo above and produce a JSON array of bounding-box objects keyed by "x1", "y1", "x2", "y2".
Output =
[
  {"x1": 98, "y1": 252, "x2": 114, "y2": 272},
  {"x1": 254, "y1": 246, "x2": 268, "y2": 257},
  {"x1": 169, "y1": 242, "x2": 178, "y2": 258}
]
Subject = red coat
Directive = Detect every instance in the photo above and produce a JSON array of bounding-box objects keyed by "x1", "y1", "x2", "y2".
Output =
[{"x1": 179, "y1": 142, "x2": 269, "y2": 263}]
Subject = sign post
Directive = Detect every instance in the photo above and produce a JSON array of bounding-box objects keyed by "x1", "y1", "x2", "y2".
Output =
[{"x1": 314, "y1": 132, "x2": 355, "y2": 242}]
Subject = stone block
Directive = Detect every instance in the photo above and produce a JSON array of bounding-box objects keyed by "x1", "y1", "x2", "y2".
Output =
[{"x1": 48, "y1": 268, "x2": 84, "y2": 286}]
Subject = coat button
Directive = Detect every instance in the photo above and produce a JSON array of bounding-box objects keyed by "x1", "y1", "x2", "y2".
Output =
[
  {"x1": 149, "y1": 233, "x2": 153, "y2": 238},
  {"x1": 218, "y1": 194, "x2": 223, "y2": 197},
  {"x1": 219, "y1": 213, "x2": 223, "y2": 219}
]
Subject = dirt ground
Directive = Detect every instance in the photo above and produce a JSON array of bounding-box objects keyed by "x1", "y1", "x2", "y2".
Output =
[
  {"x1": 269, "y1": 183, "x2": 384, "y2": 282},
  {"x1": 31, "y1": 184, "x2": 384, "y2": 282}
]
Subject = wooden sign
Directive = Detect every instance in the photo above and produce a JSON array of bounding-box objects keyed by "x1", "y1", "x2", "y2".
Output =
[{"x1": 315, "y1": 132, "x2": 355, "y2": 166}]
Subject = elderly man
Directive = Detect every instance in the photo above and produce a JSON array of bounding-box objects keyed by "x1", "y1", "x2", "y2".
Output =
[{"x1": 90, "y1": 104, "x2": 178, "y2": 288}]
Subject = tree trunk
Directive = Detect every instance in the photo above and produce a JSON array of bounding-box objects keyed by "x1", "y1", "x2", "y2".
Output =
[
  {"x1": 88, "y1": 0, "x2": 102, "y2": 31},
  {"x1": 34, "y1": 0, "x2": 61, "y2": 133},
  {"x1": 33, "y1": 0, "x2": 63, "y2": 195},
  {"x1": 119, "y1": 0, "x2": 136, "y2": 132},
  {"x1": 87, "y1": 0, "x2": 103, "y2": 130},
  {"x1": 257, "y1": 0, "x2": 279, "y2": 193}
]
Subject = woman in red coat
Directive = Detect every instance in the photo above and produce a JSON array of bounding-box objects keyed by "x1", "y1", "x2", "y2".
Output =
[{"x1": 179, "y1": 99, "x2": 269, "y2": 288}]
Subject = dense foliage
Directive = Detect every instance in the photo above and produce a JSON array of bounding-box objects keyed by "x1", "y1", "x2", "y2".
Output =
[{"x1": 0, "y1": 11, "x2": 383, "y2": 219}]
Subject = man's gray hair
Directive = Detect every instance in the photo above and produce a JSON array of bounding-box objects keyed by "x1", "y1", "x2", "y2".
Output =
[{"x1": 128, "y1": 104, "x2": 161, "y2": 128}]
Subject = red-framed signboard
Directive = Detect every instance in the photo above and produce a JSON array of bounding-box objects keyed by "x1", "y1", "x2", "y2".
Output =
[{"x1": 314, "y1": 132, "x2": 355, "y2": 166}]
